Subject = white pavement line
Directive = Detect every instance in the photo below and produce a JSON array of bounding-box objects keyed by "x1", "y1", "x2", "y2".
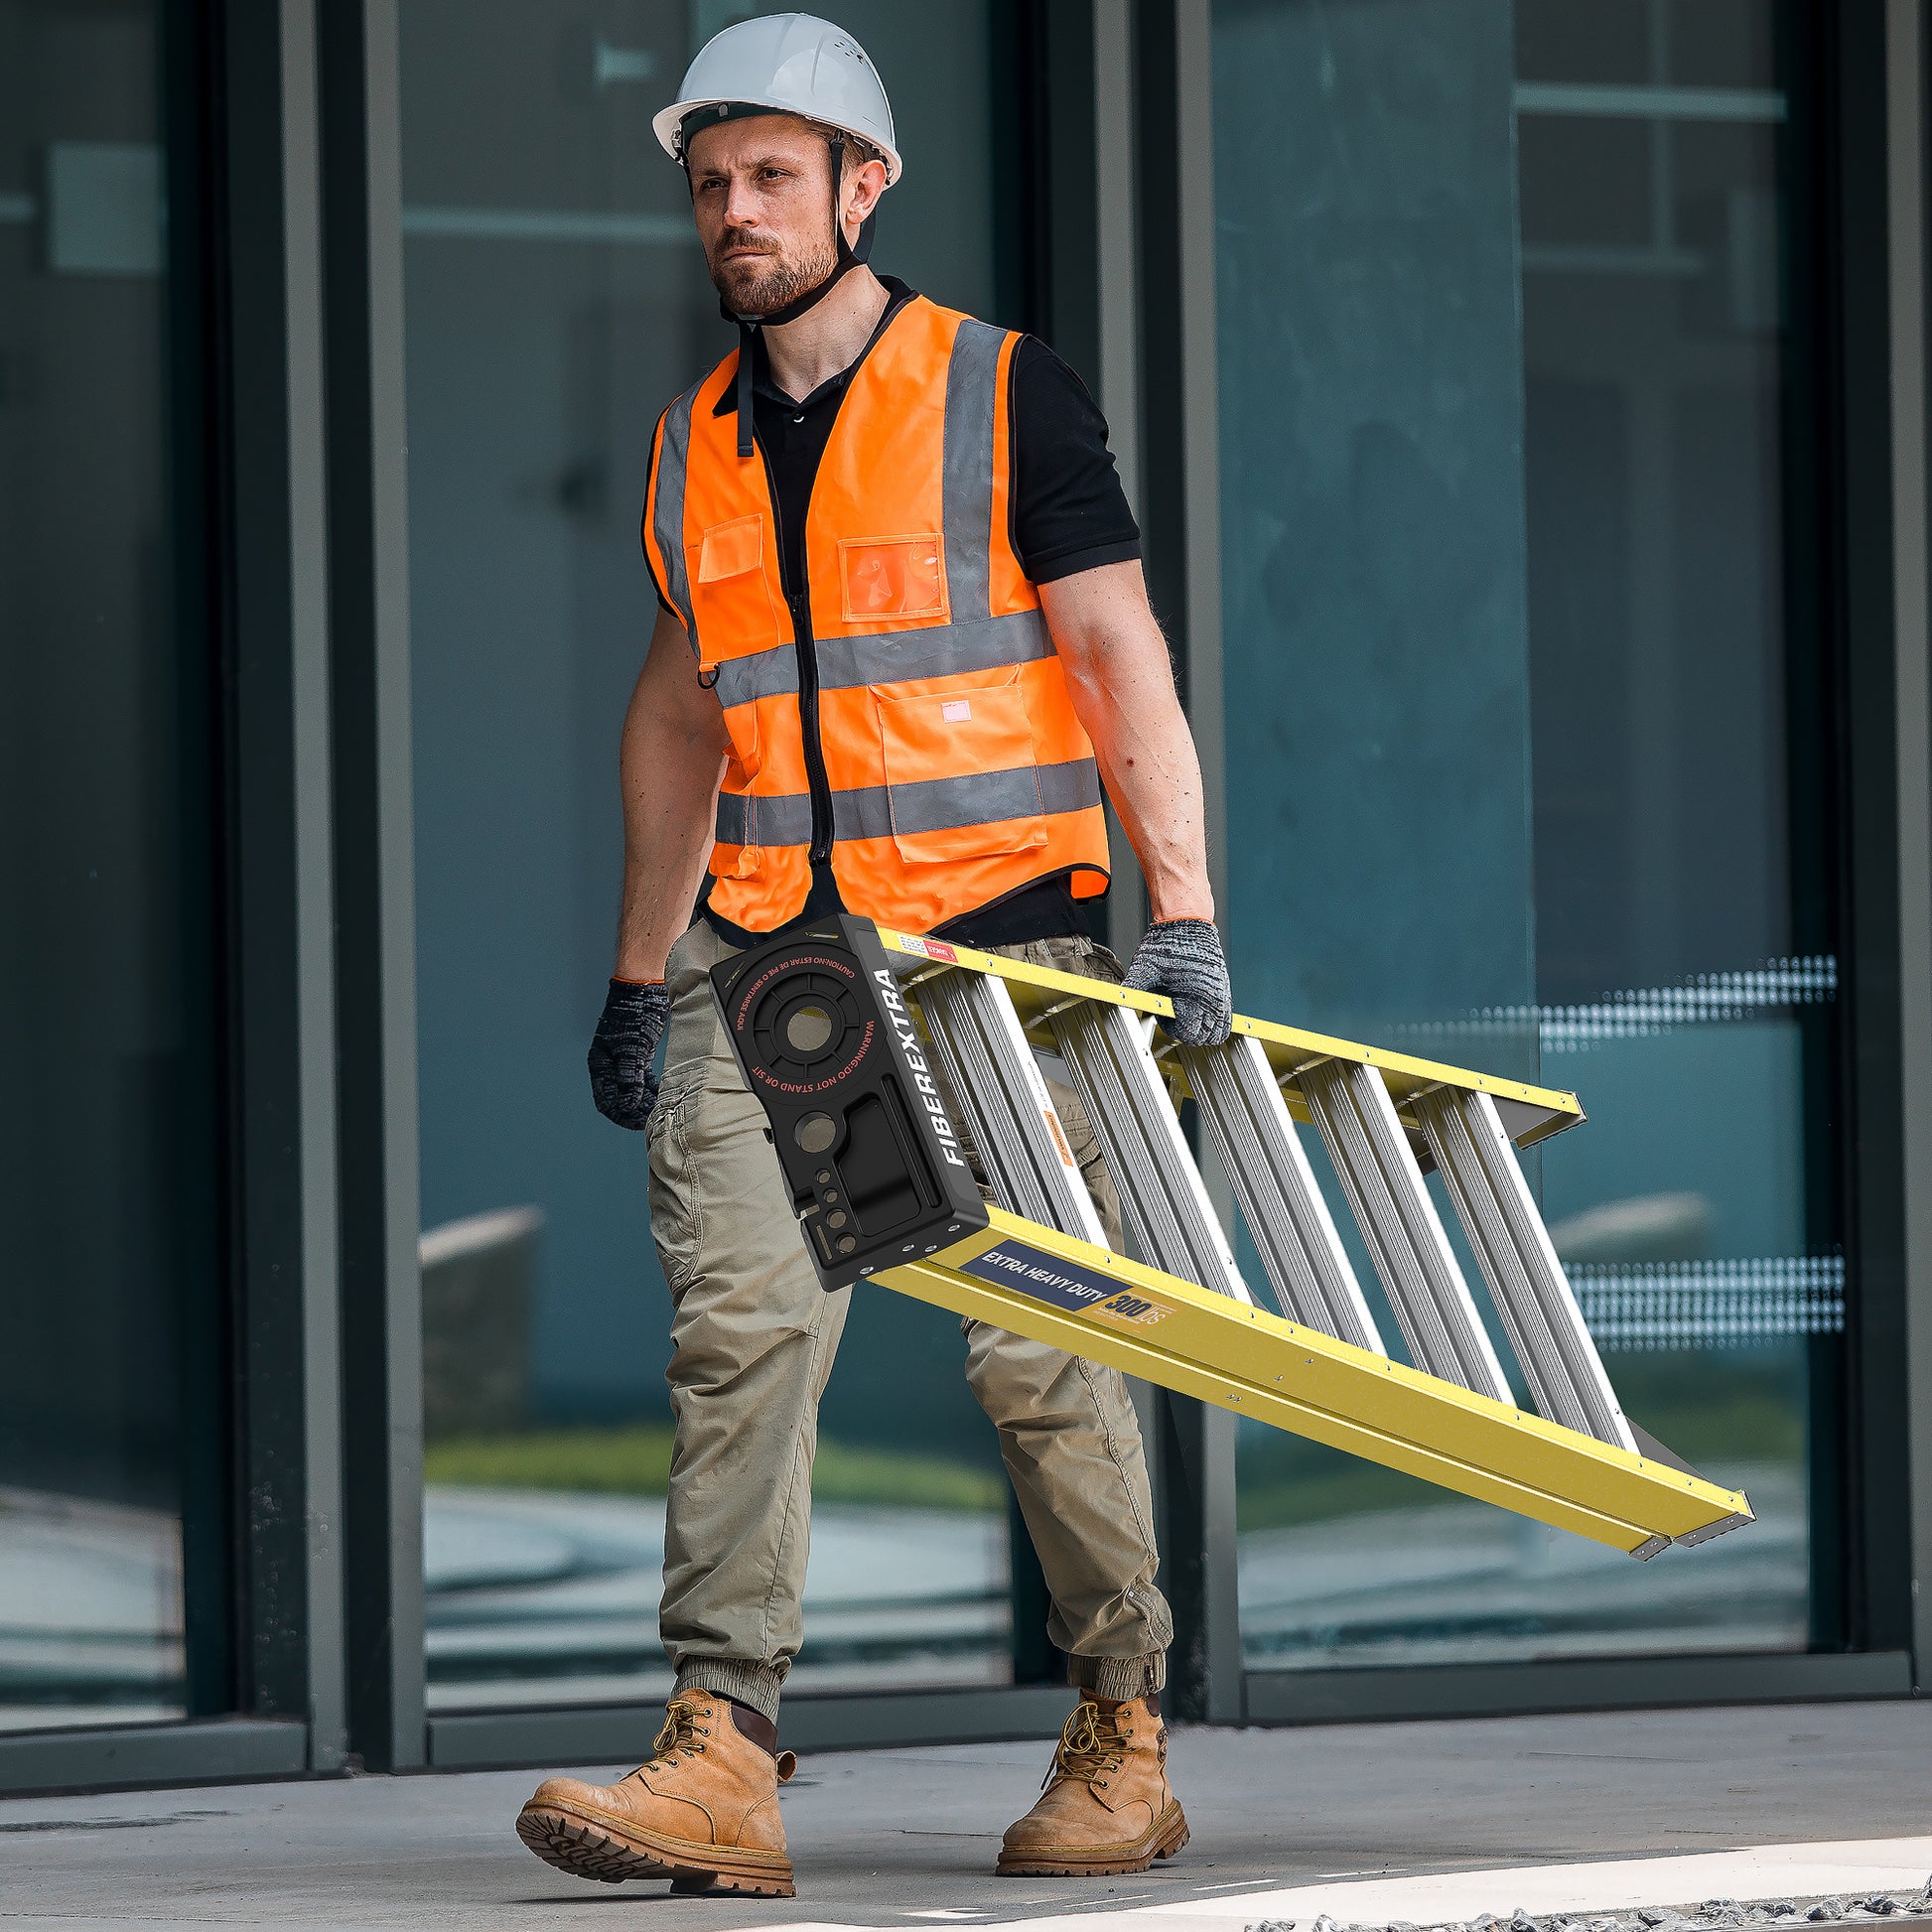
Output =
[
  {"x1": 922, "y1": 1837, "x2": 1932, "y2": 1932},
  {"x1": 1125, "y1": 1836, "x2": 1932, "y2": 1929}
]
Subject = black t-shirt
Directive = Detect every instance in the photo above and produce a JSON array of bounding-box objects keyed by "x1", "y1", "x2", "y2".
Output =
[{"x1": 654, "y1": 279, "x2": 1138, "y2": 947}]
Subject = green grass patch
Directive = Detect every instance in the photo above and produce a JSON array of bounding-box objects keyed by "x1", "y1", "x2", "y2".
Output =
[
  {"x1": 1237, "y1": 1458, "x2": 1440, "y2": 1534},
  {"x1": 1605, "y1": 1364, "x2": 1806, "y2": 1465},
  {"x1": 1234, "y1": 1362, "x2": 1808, "y2": 1534},
  {"x1": 424, "y1": 1423, "x2": 1005, "y2": 1514}
]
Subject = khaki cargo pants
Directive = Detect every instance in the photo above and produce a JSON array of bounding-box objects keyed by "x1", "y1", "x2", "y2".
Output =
[{"x1": 645, "y1": 918, "x2": 1171, "y2": 1724}]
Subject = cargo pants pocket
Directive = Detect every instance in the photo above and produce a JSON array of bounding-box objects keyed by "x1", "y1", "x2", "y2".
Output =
[{"x1": 646, "y1": 1067, "x2": 708, "y2": 1296}]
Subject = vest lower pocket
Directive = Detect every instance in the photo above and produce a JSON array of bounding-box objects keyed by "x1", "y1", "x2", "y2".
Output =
[
  {"x1": 717, "y1": 701, "x2": 761, "y2": 785},
  {"x1": 874, "y1": 681, "x2": 1049, "y2": 865},
  {"x1": 713, "y1": 838, "x2": 763, "y2": 880}
]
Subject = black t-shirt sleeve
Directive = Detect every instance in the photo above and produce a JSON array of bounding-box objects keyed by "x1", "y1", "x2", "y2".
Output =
[{"x1": 1008, "y1": 337, "x2": 1142, "y2": 585}]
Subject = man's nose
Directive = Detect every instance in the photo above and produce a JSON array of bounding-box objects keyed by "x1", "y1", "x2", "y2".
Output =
[{"x1": 723, "y1": 176, "x2": 763, "y2": 228}]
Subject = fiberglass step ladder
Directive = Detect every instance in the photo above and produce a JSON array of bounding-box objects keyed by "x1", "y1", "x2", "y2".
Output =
[{"x1": 875, "y1": 924, "x2": 1751, "y2": 1561}]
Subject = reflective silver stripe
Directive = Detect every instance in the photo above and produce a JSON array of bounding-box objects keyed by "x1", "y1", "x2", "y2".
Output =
[
  {"x1": 846, "y1": 757, "x2": 1102, "y2": 839},
  {"x1": 710, "y1": 608, "x2": 1052, "y2": 710},
  {"x1": 710, "y1": 645, "x2": 797, "y2": 710},
  {"x1": 715, "y1": 789, "x2": 807, "y2": 848},
  {"x1": 714, "y1": 759, "x2": 1101, "y2": 849},
  {"x1": 822, "y1": 610, "x2": 1049, "y2": 690},
  {"x1": 653, "y1": 385, "x2": 700, "y2": 644},
  {"x1": 943, "y1": 319, "x2": 1006, "y2": 621}
]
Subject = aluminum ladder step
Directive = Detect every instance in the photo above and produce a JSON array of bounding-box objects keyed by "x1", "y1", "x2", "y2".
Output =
[
  {"x1": 1046, "y1": 998, "x2": 1252, "y2": 1303},
  {"x1": 1296, "y1": 1055, "x2": 1513, "y2": 1403},
  {"x1": 1180, "y1": 1029, "x2": 1631, "y2": 1448},
  {"x1": 911, "y1": 963, "x2": 1109, "y2": 1248},
  {"x1": 1414, "y1": 1084, "x2": 1634, "y2": 1449},
  {"x1": 1176, "y1": 1035, "x2": 1385, "y2": 1353}
]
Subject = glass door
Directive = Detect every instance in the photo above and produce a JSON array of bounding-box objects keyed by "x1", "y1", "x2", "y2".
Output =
[
  {"x1": 0, "y1": 0, "x2": 227, "y2": 1731},
  {"x1": 399, "y1": 0, "x2": 1032, "y2": 1713},
  {"x1": 1212, "y1": 0, "x2": 1833, "y2": 1671}
]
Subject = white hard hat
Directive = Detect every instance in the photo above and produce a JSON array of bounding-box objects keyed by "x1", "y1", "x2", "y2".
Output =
[{"x1": 653, "y1": 13, "x2": 901, "y2": 186}]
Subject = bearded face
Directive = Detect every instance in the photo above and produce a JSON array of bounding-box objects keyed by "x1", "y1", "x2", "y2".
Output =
[
  {"x1": 685, "y1": 116, "x2": 863, "y2": 317},
  {"x1": 706, "y1": 215, "x2": 840, "y2": 316}
]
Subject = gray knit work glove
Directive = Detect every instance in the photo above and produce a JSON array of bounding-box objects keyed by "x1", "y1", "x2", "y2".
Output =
[
  {"x1": 1123, "y1": 918, "x2": 1233, "y2": 1046},
  {"x1": 588, "y1": 979, "x2": 670, "y2": 1130}
]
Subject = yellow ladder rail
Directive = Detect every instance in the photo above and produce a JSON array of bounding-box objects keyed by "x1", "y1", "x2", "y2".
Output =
[{"x1": 710, "y1": 915, "x2": 1753, "y2": 1560}]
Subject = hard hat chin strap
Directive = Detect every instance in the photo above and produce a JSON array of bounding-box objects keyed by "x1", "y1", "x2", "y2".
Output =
[{"x1": 712, "y1": 131, "x2": 877, "y2": 459}]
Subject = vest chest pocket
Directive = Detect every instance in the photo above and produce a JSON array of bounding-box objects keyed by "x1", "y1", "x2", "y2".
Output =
[
  {"x1": 875, "y1": 678, "x2": 1048, "y2": 866},
  {"x1": 687, "y1": 513, "x2": 782, "y2": 657},
  {"x1": 688, "y1": 514, "x2": 778, "y2": 784},
  {"x1": 840, "y1": 535, "x2": 947, "y2": 623}
]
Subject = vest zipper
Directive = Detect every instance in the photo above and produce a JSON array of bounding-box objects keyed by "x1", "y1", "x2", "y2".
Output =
[
  {"x1": 789, "y1": 589, "x2": 834, "y2": 865},
  {"x1": 756, "y1": 431, "x2": 835, "y2": 867}
]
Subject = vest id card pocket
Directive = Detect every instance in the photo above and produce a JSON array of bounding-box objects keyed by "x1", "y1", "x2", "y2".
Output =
[{"x1": 839, "y1": 534, "x2": 947, "y2": 624}]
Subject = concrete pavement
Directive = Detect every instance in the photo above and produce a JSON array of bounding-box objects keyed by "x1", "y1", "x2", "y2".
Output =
[{"x1": 1, "y1": 1699, "x2": 1928, "y2": 1930}]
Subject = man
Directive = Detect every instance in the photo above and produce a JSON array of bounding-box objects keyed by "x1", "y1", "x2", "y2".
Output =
[{"x1": 516, "y1": 14, "x2": 1232, "y2": 1900}]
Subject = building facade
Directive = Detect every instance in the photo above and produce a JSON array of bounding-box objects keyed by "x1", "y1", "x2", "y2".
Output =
[{"x1": 4, "y1": 0, "x2": 1932, "y2": 1790}]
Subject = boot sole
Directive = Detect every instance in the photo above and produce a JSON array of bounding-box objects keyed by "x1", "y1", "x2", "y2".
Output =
[
  {"x1": 515, "y1": 1800, "x2": 796, "y2": 1897},
  {"x1": 996, "y1": 1799, "x2": 1189, "y2": 1877}
]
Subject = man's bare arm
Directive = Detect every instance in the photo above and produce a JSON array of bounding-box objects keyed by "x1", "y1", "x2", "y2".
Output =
[
  {"x1": 613, "y1": 605, "x2": 732, "y2": 981},
  {"x1": 1039, "y1": 560, "x2": 1214, "y2": 924}
]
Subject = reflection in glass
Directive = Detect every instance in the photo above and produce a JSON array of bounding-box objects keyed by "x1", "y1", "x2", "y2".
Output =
[
  {"x1": 0, "y1": 0, "x2": 210, "y2": 1729},
  {"x1": 403, "y1": 1, "x2": 1021, "y2": 1709},
  {"x1": 1218, "y1": 0, "x2": 1819, "y2": 1666}
]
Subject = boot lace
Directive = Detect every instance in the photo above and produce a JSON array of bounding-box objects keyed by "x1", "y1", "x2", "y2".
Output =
[
  {"x1": 625, "y1": 1694, "x2": 711, "y2": 1777},
  {"x1": 1043, "y1": 1700, "x2": 1127, "y2": 1791}
]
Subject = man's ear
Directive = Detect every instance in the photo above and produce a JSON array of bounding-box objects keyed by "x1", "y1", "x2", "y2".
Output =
[{"x1": 844, "y1": 156, "x2": 888, "y2": 229}]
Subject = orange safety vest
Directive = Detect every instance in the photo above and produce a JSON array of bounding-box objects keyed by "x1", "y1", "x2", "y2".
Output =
[{"x1": 641, "y1": 296, "x2": 1110, "y2": 936}]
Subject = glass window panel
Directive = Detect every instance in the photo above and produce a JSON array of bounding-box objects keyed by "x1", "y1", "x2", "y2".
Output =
[
  {"x1": 1515, "y1": 5, "x2": 1652, "y2": 86},
  {"x1": 1217, "y1": 0, "x2": 1826, "y2": 1669},
  {"x1": 0, "y1": 0, "x2": 220, "y2": 1729},
  {"x1": 402, "y1": 0, "x2": 1021, "y2": 1711}
]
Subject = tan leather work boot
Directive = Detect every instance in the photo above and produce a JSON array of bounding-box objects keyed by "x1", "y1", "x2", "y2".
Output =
[
  {"x1": 515, "y1": 1689, "x2": 796, "y2": 1896},
  {"x1": 998, "y1": 1693, "x2": 1188, "y2": 1877}
]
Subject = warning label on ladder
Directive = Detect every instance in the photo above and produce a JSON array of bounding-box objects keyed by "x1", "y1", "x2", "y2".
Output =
[{"x1": 961, "y1": 1242, "x2": 1173, "y2": 1328}]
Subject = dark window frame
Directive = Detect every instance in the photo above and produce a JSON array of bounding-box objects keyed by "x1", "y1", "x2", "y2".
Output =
[{"x1": 5, "y1": 0, "x2": 1926, "y2": 1799}]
